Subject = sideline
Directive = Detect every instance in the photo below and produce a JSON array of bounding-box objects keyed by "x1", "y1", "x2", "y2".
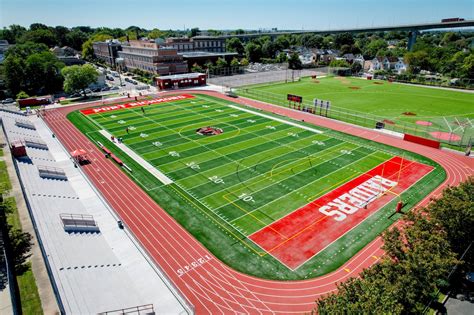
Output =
[{"x1": 98, "y1": 130, "x2": 174, "y2": 185}]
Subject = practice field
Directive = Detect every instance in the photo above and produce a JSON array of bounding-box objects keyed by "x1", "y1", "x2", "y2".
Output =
[
  {"x1": 238, "y1": 76, "x2": 474, "y2": 146},
  {"x1": 69, "y1": 94, "x2": 445, "y2": 279}
]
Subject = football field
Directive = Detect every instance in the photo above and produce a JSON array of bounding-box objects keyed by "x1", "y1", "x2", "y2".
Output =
[{"x1": 70, "y1": 94, "x2": 444, "y2": 278}]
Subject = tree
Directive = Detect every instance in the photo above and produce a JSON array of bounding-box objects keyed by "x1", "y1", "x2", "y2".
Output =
[
  {"x1": 404, "y1": 50, "x2": 430, "y2": 73},
  {"x1": 8, "y1": 227, "x2": 33, "y2": 273},
  {"x1": 428, "y1": 177, "x2": 474, "y2": 256},
  {"x1": 215, "y1": 57, "x2": 228, "y2": 68},
  {"x1": 262, "y1": 40, "x2": 277, "y2": 59},
  {"x1": 0, "y1": 24, "x2": 27, "y2": 44},
  {"x1": 350, "y1": 62, "x2": 362, "y2": 74},
  {"x1": 245, "y1": 42, "x2": 262, "y2": 62},
  {"x1": 16, "y1": 91, "x2": 29, "y2": 99},
  {"x1": 230, "y1": 57, "x2": 240, "y2": 67},
  {"x1": 288, "y1": 52, "x2": 302, "y2": 70},
  {"x1": 334, "y1": 32, "x2": 354, "y2": 48},
  {"x1": 189, "y1": 27, "x2": 200, "y2": 37},
  {"x1": 62, "y1": 64, "x2": 98, "y2": 96},
  {"x1": 54, "y1": 25, "x2": 70, "y2": 46},
  {"x1": 226, "y1": 37, "x2": 245, "y2": 55},
  {"x1": 364, "y1": 39, "x2": 388, "y2": 58},
  {"x1": 232, "y1": 29, "x2": 245, "y2": 35},
  {"x1": 240, "y1": 58, "x2": 249, "y2": 67},
  {"x1": 329, "y1": 59, "x2": 350, "y2": 68},
  {"x1": 275, "y1": 35, "x2": 290, "y2": 51},
  {"x1": 191, "y1": 63, "x2": 204, "y2": 73},
  {"x1": 276, "y1": 52, "x2": 288, "y2": 63},
  {"x1": 65, "y1": 29, "x2": 88, "y2": 51},
  {"x1": 148, "y1": 28, "x2": 164, "y2": 39},
  {"x1": 4, "y1": 43, "x2": 64, "y2": 95},
  {"x1": 460, "y1": 54, "x2": 474, "y2": 79},
  {"x1": 82, "y1": 34, "x2": 113, "y2": 61},
  {"x1": 19, "y1": 29, "x2": 57, "y2": 46}
]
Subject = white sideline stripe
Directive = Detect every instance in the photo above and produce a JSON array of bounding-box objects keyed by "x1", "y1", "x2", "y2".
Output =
[
  {"x1": 228, "y1": 104, "x2": 323, "y2": 134},
  {"x1": 98, "y1": 129, "x2": 174, "y2": 185}
]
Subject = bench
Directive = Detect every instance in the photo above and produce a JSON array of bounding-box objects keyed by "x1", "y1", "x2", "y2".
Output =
[{"x1": 110, "y1": 154, "x2": 123, "y2": 166}]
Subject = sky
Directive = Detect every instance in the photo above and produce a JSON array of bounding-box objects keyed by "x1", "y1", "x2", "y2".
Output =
[{"x1": 1, "y1": 0, "x2": 473, "y2": 30}]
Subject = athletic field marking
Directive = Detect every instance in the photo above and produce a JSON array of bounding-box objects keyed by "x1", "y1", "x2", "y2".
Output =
[
  {"x1": 228, "y1": 104, "x2": 323, "y2": 134},
  {"x1": 98, "y1": 129, "x2": 174, "y2": 185},
  {"x1": 248, "y1": 156, "x2": 434, "y2": 269}
]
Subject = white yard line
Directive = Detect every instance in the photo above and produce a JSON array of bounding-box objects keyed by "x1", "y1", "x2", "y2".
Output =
[
  {"x1": 99, "y1": 129, "x2": 174, "y2": 185},
  {"x1": 228, "y1": 104, "x2": 323, "y2": 134},
  {"x1": 443, "y1": 117, "x2": 453, "y2": 132}
]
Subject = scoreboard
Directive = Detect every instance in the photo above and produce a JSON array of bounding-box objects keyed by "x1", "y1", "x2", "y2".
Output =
[{"x1": 287, "y1": 94, "x2": 303, "y2": 103}]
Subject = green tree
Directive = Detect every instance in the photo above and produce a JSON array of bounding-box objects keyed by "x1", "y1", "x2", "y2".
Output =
[
  {"x1": 460, "y1": 54, "x2": 474, "y2": 79},
  {"x1": 334, "y1": 32, "x2": 354, "y2": 48},
  {"x1": 8, "y1": 227, "x2": 33, "y2": 273},
  {"x1": 16, "y1": 91, "x2": 29, "y2": 99},
  {"x1": 288, "y1": 52, "x2": 302, "y2": 69},
  {"x1": 226, "y1": 38, "x2": 245, "y2": 55},
  {"x1": 429, "y1": 177, "x2": 474, "y2": 256},
  {"x1": 189, "y1": 27, "x2": 200, "y2": 37},
  {"x1": 148, "y1": 28, "x2": 164, "y2": 39},
  {"x1": 364, "y1": 39, "x2": 388, "y2": 58},
  {"x1": 0, "y1": 24, "x2": 27, "y2": 44},
  {"x1": 191, "y1": 63, "x2": 204, "y2": 73},
  {"x1": 276, "y1": 52, "x2": 288, "y2": 63},
  {"x1": 230, "y1": 57, "x2": 240, "y2": 67},
  {"x1": 261, "y1": 40, "x2": 277, "y2": 59},
  {"x1": 404, "y1": 50, "x2": 430, "y2": 73},
  {"x1": 4, "y1": 43, "x2": 64, "y2": 95},
  {"x1": 215, "y1": 57, "x2": 228, "y2": 68},
  {"x1": 329, "y1": 59, "x2": 350, "y2": 68},
  {"x1": 54, "y1": 25, "x2": 70, "y2": 46},
  {"x1": 240, "y1": 58, "x2": 249, "y2": 67},
  {"x1": 245, "y1": 42, "x2": 262, "y2": 62},
  {"x1": 65, "y1": 29, "x2": 88, "y2": 51},
  {"x1": 350, "y1": 62, "x2": 362, "y2": 74},
  {"x1": 19, "y1": 28, "x2": 57, "y2": 46},
  {"x1": 232, "y1": 29, "x2": 245, "y2": 35},
  {"x1": 275, "y1": 35, "x2": 290, "y2": 51},
  {"x1": 62, "y1": 64, "x2": 98, "y2": 96},
  {"x1": 82, "y1": 34, "x2": 113, "y2": 61}
]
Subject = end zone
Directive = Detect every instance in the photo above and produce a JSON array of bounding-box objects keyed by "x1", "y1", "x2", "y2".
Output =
[{"x1": 249, "y1": 156, "x2": 433, "y2": 270}]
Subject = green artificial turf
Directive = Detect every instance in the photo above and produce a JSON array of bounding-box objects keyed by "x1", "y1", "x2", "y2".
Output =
[{"x1": 68, "y1": 94, "x2": 445, "y2": 280}]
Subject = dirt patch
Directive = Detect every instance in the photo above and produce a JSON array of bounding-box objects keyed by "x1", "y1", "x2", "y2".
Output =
[
  {"x1": 313, "y1": 80, "x2": 320, "y2": 84},
  {"x1": 402, "y1": 112, "x2": 417, "y2": 116},
  {"x1": 349, "y1": 86, "x2": 360, "y2": 90},
  {"x1": 430, "y1": 131, "x2": 461, "y2": 141},
  {"x1": 373, "y1": 82, "x2": 384, "y2": 85},
  {"x1": 335, "y1": 76, "x2": 350, "y2": 84},
  {"x1": 383, "y1": 119, "x2": 395, "y2": 125},
  {"x1": 416, "y1": 120, "x2": 433, "y2": 126},
  {"x1": 453, "y1": 120, "x2": 469, "y2": 127}
]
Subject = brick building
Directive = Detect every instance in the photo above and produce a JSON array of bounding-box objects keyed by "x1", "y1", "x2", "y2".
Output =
[
  {"x1": 93, "y1": 40, "x2": 122, "y2": 67},
  {"x1": 164, "y1": 36, "x2": 226, "y2": 53},
  {"x1": 118, "y1": 40, "x2": 188, "y2": 75}
]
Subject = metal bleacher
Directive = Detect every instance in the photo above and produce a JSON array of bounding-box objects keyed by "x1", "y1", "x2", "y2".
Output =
[
  {"x1": 60, "y1": 213, "x2": 100, "y2": 233},
  {"x1": 0, "y1": 111, "x2": 172, "y2": 314}
]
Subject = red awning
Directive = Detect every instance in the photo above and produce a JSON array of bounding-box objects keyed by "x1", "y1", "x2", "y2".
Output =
[{"x1": 70, "y1": 149, "x2": 87, "y2": 157}]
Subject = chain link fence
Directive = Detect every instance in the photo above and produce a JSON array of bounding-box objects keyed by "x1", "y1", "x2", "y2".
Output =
[{"x1": 237, "y1": 88, "x2": 473, "y2": 148}]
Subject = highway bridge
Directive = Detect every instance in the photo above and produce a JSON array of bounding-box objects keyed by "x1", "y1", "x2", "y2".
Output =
[{"x1": 216, "y1": 20, "x2": 474, "y2": 50}]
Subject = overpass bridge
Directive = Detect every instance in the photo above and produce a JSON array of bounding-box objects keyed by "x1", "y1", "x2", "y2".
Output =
[{"x1": 217, "y1": 20, "x2": 474, "y2": 50}]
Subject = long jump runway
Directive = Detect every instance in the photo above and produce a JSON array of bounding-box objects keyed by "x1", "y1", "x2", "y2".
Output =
[{"x1": 43, "y1": 91, "x2": 473, "y2": 314}]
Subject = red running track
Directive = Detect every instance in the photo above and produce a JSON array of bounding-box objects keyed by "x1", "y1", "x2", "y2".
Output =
[
  {"x1": 250, "y1": 156, "x2": 433, "y2": 270},
  {"x1": 43, "y1": 91, "x2": 474, "y2": 314}
]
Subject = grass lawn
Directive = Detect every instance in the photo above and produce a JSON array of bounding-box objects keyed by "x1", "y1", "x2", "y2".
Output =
[
  {"x1": 238, "y1": 76, "x2": 474, "y2": 146},
  {"x1": 69, "y1": 94, "x2": 445, "y2": 280}
]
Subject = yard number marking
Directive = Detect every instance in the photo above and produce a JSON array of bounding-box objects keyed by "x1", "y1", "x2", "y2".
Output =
[
  {"x1": 312, "y1": 140, "x2": 325, "y2": 146},
  {"x1": 117, "y1": 120, "x2": 126, "y2": 124},
  {"x1": 340, "y1": 150, "x2": 353, "y2": 155},
  {"x1": 152, "y1": 141, "x2": 162, "y2": 147},
  {"x1": 186, "y1": 161, "x2": 200, "y2": 170},
  {"x1": 266, "y1": 125, "x2": 276, "y2": 130},
  {"x1": 208, "y1": 176, "x2": 225, "y2": 184},
  {"x1": 169, "y1": 151, "x2": 180, "y2": 157},
  {"x1": 140, "y1": 133, "x2": 149, "y2": 138},
  {"x1": 239, "y1": 193, "x2": 255, "y2": 203}
]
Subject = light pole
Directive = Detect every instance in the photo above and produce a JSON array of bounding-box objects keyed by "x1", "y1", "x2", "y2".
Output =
[{"x1": 115, "y1": 58, "x2": 124, "y2": 87}]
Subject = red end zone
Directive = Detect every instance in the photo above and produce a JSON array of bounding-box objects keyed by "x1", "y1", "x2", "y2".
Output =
[
  {"x1": 249, "y1": 156, "x2": 433, "y2": 270},
  {"x1": 80, "y1": 94, "x2": 195, "y2": 115}
]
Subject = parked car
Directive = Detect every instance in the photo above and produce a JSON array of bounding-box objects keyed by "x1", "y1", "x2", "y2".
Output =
[
  {"x1": 131, "y1": 80, "x2": 138, "y2": 85},
  {"x1": 101, "y1": 86, "x2": 111, "y2": 92},
  {"x1": 1, "y1": 98, "x2": 14, "y2": 104},
  {"x1": 84, "y1": 88, "x2": 92, "y2": 94},
  {"x1": 70, "y1": 92, "x2": 81, "y2": 98},
  {"x1": 106, "y1": 75, "x2": 114, "y2": 81},
  {"x1": 110, "y1": 86, "x2": 119, "y2": 90},
  {"x1": 92, "y1": 87, "x2": 102, "y2": 92}
]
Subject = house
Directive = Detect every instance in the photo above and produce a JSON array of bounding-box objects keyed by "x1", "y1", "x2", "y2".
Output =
[
  {"x1": 369, "y1": 56, "x2": 407, "y2": 74},
  {"x1": 342, "y1": 53, "x2": 355, "y2": 63},
  {"x1": 316, "y1": 49, "x2": 340, "y2": 63},
  {"x1": 369, "y1": 57, "x2": 384, "y2": 71},
  {"x1": 50, "y1": 46, "x2": 85, "y2": 66}
]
